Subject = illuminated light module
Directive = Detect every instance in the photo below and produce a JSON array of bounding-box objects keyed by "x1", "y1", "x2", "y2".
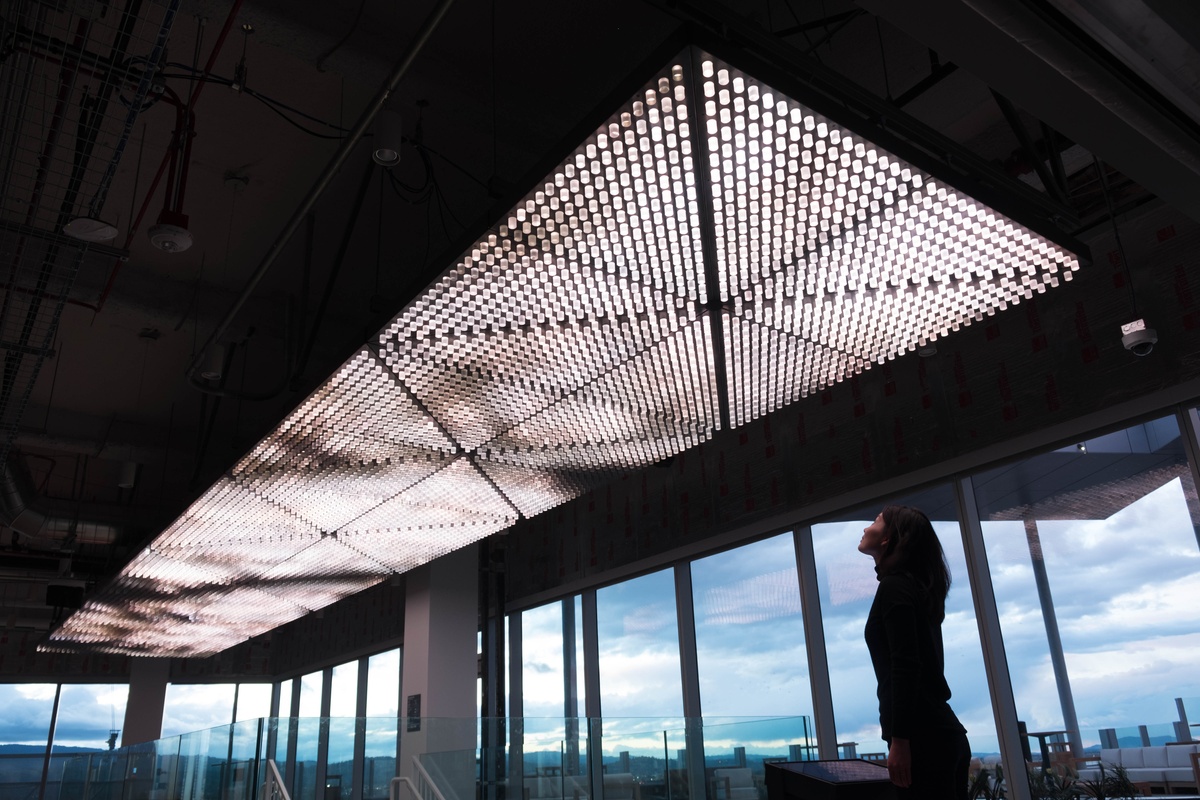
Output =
[{"x1": 44, "y1": 49, "x2": 1080, "y2": 656}]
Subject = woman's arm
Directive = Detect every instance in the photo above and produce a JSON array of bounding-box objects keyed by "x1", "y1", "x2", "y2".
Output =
[{"x1": 887, "y1": 737, "x2": 912, "y2": 787}]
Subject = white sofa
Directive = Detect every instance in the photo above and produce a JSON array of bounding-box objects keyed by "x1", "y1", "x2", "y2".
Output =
[{"x1": 1075, "y1": 744, "x2": 1200, "y2": 793}]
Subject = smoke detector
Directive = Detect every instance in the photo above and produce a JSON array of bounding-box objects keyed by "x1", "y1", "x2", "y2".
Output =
[{"x1": 149, "y1": 209, "x2": 192, "y2": 253}]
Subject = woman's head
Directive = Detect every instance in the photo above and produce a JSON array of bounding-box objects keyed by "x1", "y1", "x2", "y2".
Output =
[{"x1": 861, "y1": 505, "x2": 951, "y2": 599}]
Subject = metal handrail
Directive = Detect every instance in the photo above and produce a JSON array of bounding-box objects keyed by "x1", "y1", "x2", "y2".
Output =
[
  {"x1": 412, "y1": 756, "x2": 448, "y2": 800},
  {"x1": 261, "y1": 759, "x2": 291, "y2": 800},
  {"x1": 389, "y1": 756, "x2": 448, "y2": 800},
  {"x1": 388, "y1": 776, "x2": 420, "y2": 800}
]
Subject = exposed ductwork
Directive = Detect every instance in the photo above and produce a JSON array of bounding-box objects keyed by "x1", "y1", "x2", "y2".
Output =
[{"x1": 0, "y1": 456, "x2": 119, "y2": 548}]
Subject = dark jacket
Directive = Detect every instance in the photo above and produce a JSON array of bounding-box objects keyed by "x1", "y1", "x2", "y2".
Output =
[{"x1": 864, "y1": 570, "x2": 965, "y2": 740}]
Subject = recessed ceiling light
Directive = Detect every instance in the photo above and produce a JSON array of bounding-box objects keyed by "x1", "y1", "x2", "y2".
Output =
[{"x1": 62, "y1": 216, "x2": 119, "y2": 242}]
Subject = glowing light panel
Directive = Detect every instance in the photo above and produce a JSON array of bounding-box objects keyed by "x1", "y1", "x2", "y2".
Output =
[{"x1": 44, "y1": 49, "x2": 1081, "y2": 656}]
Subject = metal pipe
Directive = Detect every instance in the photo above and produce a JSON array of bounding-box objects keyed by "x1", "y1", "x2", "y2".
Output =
[
  {"x1": 4, "y1": 24, "x2": 139, "y2": 82},
  {"x1": 291, "y1": 160, "x2": 375, "y2": 385},
  {"x1": 0, "y1": 2, "x2": 43, "y2": 205},
  {"x1": 88, "y1": 0, "x2": 234, "y2": 312},
  {"x1": 187, "y1": 294, "x2": 293, "y2": 400},
  {"x1": 173, "y1": 0, "x2": 245, "y2": 216},
  {"x1": 88, "y1": 89, "x2": 185, "y2": 313},
  {"x1": 0, "y1": 219, "x2": 128, "y2": 260},
  {"x1": 185, "y1": 0, "x2": 460, "y2": 382},
  {"x1": 894, "y1": 61, "x2": 959, "y2": 108},
  {"x1": 0, "y1": 18, "x2": 91, "y2": 338},
  {"x1": 0, "y1": 5, "x2": 90, "y2": 429},
  {"x1": 52, "y1": 0, "x2": 147, "y2": 224}
]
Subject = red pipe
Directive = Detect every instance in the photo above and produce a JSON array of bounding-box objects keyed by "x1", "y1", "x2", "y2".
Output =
[
  {"x1": 174, "y1": 0, "x2": 244, "y2": 216},
  {"x1": 82, "y1": 85, "x2": 185, "y2": 312},
  {"x1": 90, "y1": 0, "x2": 243, "y2": 313}
]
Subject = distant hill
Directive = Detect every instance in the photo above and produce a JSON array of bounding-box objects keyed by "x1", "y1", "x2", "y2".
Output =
[{"x1": 0, "y1": 745, "x2": 106, "y2": 755}]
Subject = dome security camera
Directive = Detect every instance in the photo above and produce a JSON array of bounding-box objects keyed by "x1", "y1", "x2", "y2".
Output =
[{"x1": 1120, "y1": 319, "x2": 1157, "y2": 356}]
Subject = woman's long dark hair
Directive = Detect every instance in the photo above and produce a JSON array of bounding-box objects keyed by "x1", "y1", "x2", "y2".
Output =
[{"x1": 879, "y1": 505, "x2": 952, "y2": 602}]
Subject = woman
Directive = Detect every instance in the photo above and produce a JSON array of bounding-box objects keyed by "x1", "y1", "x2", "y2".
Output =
[{"x1": 859, "y1": 505, "x2": 971, "y2": 799}]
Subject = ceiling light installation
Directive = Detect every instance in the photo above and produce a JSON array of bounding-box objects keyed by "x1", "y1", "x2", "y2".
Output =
[{"x1": 43, "y1": 48, "x2": 1081, "y2": 657}]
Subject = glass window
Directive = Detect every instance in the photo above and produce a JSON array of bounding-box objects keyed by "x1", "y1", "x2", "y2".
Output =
[
  {"x1": 596, "y1": 569, "x2": 683, "y2": 718},
  {"x1": 520, "y1": 601, "x2": 571, "y2": 778},
  {"x1": 273, "y1": 678, "x2": 294, "y2": 764},
  {"x1": 271, "y1": 679, "x2": 296, "y2": 795},
  {"x1": 235, "y1": 683, "x2": 272, "y2": 722},
  {"x1": 53, "y1": 684, "x2": 129, "y2": 749},
  {"x1": 161, "y1": 683, "x2": 235, "y2": 738},
  {"x1": 0, "y1": 683, "x2": 57, "y2": 800},
  {"x1": 0, "y1": 683, "x2": 56, "y2": 746},
  {"x1": 566, "y1": 595, "x2": 585, "y2": 718},
  {"x1": 298, "y1": 671, "x2": 323, "y2": 717},
  {"x1": 364, "y1": 649, "x2": 400, "y2": 800},
  {"x1": 594, "y1": 571, "x2": 683, "y2": 791},
  {"x1": 294, "y1": 672, "x2": 324, "y2": 800},
  {"x1": 329, "y1": 662, "x2": 357, "y2": 717},
  {"x1": 367, "y1": 649, "x2": 400, "y2": 716},
  {"x1": 327, "y1": 663, "x2": 358, "y2": 800},
  {"x1": 691, "y1": 532, "x2": 813, "y2": 717},
  {"x1": 973, "y1": 415, "x2": 1200, "y2": 751},
  {"x1": 810, "y1": 485, "x2": 994, "y2": 757},
  {"x1": 278, "y1": 678, "x2": 294, "y2": 717},
  {"x1": 521, "y1": 602, "x2": 566, "y2": 719}
]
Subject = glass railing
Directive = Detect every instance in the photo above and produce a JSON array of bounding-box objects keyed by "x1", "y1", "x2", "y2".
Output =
[
  {"x1": 47, "y1": 715, "x2": 813, "y2": 800},
  {"x1": 0, "y1": 752, "x2": 53, "y2": 800},
  {"x1": 1106, "y1": 721, "x2": 1188, "y2": 748}
]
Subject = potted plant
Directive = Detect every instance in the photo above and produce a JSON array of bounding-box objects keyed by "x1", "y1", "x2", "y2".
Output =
[{"x1": 1074, "y1": 763, "x2": 1140, "y2": 800}]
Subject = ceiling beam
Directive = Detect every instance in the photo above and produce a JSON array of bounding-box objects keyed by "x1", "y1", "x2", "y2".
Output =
[{"x1": 858, "y1": 0, "x2": 1200, "y2": 223}]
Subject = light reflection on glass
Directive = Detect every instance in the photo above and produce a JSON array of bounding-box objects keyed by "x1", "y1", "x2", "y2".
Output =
[{"x1": 691, "y1": 533, "x2": 812, "y2": 719}]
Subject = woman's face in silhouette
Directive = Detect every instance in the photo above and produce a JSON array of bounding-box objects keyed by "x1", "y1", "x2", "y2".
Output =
[{"x1": 859, "y1": 512, "x2": 890, "y2": 559}]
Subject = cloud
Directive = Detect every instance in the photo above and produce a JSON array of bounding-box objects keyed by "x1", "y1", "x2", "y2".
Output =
[{"x1": 160, "y1": 684, "x2": 236, "y2": 739}]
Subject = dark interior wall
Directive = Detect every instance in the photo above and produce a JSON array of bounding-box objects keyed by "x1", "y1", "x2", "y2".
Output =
[
  {"x1": 505, "y1": 202, "x2": 1200, "y2": 600},
  {"x1": 0, "y1": 630, "x2": 132, "y2": 679}
]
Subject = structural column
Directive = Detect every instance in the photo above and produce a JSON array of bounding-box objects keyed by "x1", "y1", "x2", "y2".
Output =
[
  {"x1": 674, "y1": 563, "x2": 706, "y2": 800},
  {"x1": 122, "y1": 657, "x2": 170, "y2": 746},
  {"x1": 581, "y1": 591, "x2": 602, "y2": 800},
  {"x1": 955, "y1": 478, "x2": 1032, "y2": 800},
  {"x1": 794, "y1": 527, "x2": 837, "y2": 760},
  {"x1": 1023, "y1": 519, "x2": 1083, "y2": 760},
  {"x1": 398, "y1": 544, "x2": 479, "y2": 797}
]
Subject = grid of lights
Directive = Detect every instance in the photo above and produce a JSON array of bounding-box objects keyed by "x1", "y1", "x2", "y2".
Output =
[{"x1": 44, "y1": 49, "x2": 1080, "y2": 656}]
